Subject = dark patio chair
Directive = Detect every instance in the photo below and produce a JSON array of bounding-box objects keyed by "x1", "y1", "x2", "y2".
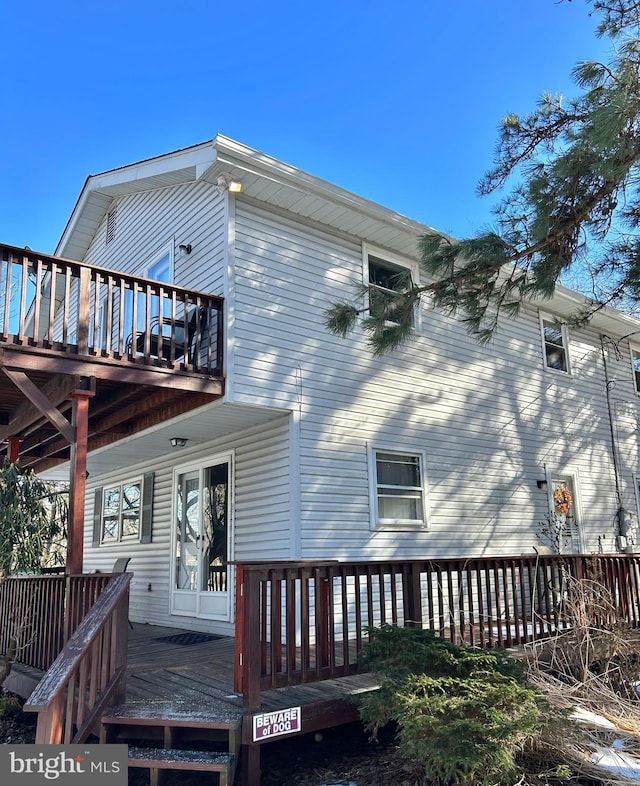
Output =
[{"x1": 126, "y1": 306, "x2": 205, "y2": 364}]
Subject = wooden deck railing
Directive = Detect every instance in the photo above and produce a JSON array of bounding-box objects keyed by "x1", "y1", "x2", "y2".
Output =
[
  {"x1": 0, "y1": 573, "x2": 112, "y2": 671},
  {"x1": 23, "y1": 572, "x2": 131, "y2": 744},
  {"x1": 0, "y1": 243, "x2": 224, "y2": 376},
  {"x1": 234, "y1": 554, "x2": 640, "y2": 707}
]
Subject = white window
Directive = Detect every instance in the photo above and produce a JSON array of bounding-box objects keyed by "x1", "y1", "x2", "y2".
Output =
[
  {"x1": 540, "y1": 314, "x2": 570, "y2": 373},
  {"x1": 369, "y1": 448, "x2": 427, "y2": 529},
  {"x1": 366, "y1": 251, "x2": 417, "y2": 326},
  {"x1": 100, "y1": 482, "x2": 142, "y2": 542},
  {"x1": 124, "y1": 242, "x2": 174, "y2": 340},
  {"x1": 631, "y1": 347, "x2": 640, "y2": 394}
]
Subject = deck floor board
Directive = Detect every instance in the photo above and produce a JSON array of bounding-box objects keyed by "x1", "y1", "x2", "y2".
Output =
[{"x1": 124, "y1": 623, "x2": 377, "y2": 717}]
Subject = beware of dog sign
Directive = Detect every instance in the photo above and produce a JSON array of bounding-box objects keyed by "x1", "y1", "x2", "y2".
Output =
[{"x1": 252, "y1": 706, "x2": 301, "y2": 741}]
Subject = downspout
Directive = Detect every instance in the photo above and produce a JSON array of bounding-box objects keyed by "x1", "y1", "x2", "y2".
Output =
[{"x1": 599, "y1": 336, "x2": 624, "y2": 538}]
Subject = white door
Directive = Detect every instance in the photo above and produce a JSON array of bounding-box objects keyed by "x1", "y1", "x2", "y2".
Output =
[
  {"x1": 171, "y1": 456, "x2": 233, "y2": 620},
  {"x1": 550, "y1": 474, "x2": 583, "y2": 554}
]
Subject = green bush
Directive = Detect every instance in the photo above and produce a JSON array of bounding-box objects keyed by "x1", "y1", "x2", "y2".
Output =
[{"x1": 358, "y1": 625, "x2": 545, "y2": 786}]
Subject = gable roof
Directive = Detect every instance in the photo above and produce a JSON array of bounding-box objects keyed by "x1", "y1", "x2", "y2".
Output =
[
  {"x1": 56, "y1": 134, "x2": 640, "y2": 340},
  {"x1": 56, "y1": 135, "x2": 427, "y2": 264}
]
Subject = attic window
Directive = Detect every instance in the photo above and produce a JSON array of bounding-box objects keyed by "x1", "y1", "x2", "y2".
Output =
[{"x1": 106, "y1": 207, "x2": 117, "y2": 246}]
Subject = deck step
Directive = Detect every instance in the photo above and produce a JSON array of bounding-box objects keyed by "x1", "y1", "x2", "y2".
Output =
[
  {"x1": 128, "y1": 747, "x2": 234, "y2": 786},
  {"x1": 102, "y1": 699, "x2": 243, "y2": 728}
]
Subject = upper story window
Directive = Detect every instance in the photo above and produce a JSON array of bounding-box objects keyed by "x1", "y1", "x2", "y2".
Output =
[
  {"x1": 369, "y1": 448, "x2": 427, "y2": 529},
  {"x1": 147, "y1": 248, "x2": 172, "y2": 283},
  {"x1": 631, "y1": 347, "x2": 640, "y2": 394},
  {"x1": 367, "y1": 254, "x2": 415, "y2": 325},
  {"x1": 540, "y1": 314, "x2": 570, "y2": 373}
]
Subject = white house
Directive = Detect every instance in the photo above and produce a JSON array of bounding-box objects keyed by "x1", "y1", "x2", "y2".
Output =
[{"x1": 27, "y1": 135, "x2": 640, "y2": 635}]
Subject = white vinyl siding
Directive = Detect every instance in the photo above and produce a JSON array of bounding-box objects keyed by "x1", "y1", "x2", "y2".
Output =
[
  {"x1": 83, "y1": 181, "x2": 226, "y2": 296},
  {"x1": 76, "y1": 167, "x2": 640, "y2": 605},
  {"x1": 230, "y1": 203, "x2": 623, "y2": 560},
  {"x1": 83, "y1": 415, "x2": 292, "y2": 633}
]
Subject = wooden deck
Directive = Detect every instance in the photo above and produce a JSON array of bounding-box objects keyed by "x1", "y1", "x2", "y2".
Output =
[{"x1": 125, "y1": 622, "x2": 378, "y2": 742}]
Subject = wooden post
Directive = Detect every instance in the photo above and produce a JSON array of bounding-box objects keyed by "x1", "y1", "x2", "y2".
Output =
[
  {"x1": 241, "y1": 744, "x2": 261, "y2": 786},
  {"x1": 76, "y1": 267, "x2": 91, "y2": 356},
  {"x1": 402, "y1": 561, "x2": 423, "y2": 627},
  {"x1": 66, "y1": 378, "x2": 94, "y2": 575},
  {"x1": 234, "y1": 565, "x2": 245, "y2": 694},
  {"x1": 242, "y1": 568, "x2": 263, "y2": 710},
  {"x1": 7, "y1": 436, "x2": 21, "y2": 463}
]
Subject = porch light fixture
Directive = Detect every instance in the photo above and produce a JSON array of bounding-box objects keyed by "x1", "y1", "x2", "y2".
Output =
[
  {"x1": 170, "y1": 437, "x2": 188, "y2": 448},
  {"x1": 216, "y1": 174, "x2": 242, "y2": 194},
  {"x1": 178, "y1": 243, "x2": 192, "y2": 255},
  {"x1": 536, "y1": 479, "x2": 548, "y2": 490}
]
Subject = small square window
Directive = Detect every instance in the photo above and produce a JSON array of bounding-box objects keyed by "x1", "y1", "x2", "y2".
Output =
[
  {"x1": 540, "y1": 315, "x2": 570, "y2": 373},
  {"x1": 370, "y1": 449, "x2": 427, "y2": 529}
]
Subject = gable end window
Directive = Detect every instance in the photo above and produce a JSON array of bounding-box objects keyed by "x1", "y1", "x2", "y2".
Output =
[
  {"x1": 370, "y1": 449, "x2": 427, "y2": 529},
  {"x1": 367, "y1": 255, "x2": 414, "y2": 325},
  {"x1": 540, "y1": 314, "x2": 570, "y2": 373}
]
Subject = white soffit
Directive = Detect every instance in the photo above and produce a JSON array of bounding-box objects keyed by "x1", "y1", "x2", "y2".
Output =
[{"x1": 57, "y1": 135, "x2": 429, "y2": 263}]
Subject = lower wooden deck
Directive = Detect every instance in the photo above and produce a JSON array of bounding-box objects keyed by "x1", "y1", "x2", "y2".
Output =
[{"x1": 125, "y1": 623, "x2": 378, "y2": 744}]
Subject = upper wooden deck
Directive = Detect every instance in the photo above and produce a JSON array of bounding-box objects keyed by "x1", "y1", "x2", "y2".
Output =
[{"x1": 0, "y1": 244, "x2": 224, "y2": 472}]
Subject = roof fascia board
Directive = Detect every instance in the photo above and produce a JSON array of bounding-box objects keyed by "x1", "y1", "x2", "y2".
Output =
[
  {"x1": 212, "y1": 135, "x2": 431, "y2": 238},
  {"x1": 89, "y1": 143, "x2": 217, "y2": 191},
  {"x1": 56, "y1": 141, "x2": 218, "y2": 257}
]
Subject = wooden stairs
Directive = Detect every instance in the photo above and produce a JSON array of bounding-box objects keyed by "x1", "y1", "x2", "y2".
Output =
[{"x1": 100, "y1": 700, "x2": 244, "y2": 785}]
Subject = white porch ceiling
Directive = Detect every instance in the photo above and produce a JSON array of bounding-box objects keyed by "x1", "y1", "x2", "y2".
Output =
[{"x1": 43, "y1": 401, "x2": 290, "y2": 482}]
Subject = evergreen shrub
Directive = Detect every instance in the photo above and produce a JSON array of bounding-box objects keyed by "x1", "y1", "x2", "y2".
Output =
[{"x1": 357, "y1": 625, "x2": 545, "y2": 786}]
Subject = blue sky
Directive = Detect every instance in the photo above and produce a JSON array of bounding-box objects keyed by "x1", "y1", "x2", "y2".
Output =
[{"x1": 1, "y1": 0, "x2": 610, "y2": 255}]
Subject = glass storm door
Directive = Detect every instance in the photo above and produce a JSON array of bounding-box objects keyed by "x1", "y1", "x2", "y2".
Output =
[
  {"x1": 550, "y1": 474, "x2": 583, "y2": 554},
  {"x1": 171, "y1": 458, "x2": 232, "y2": 620}
]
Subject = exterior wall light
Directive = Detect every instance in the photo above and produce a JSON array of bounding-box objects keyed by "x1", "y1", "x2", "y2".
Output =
[
  {"x1": 216, "y1": 174, "x2": 242, "y2": 194},
  {"x1": 170, "y1": 437, "x2": 188, "y2": 448}
]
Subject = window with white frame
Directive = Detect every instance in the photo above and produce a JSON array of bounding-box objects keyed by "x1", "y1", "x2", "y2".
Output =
[
  {"x1": 367, "y1": 254, "x2": 415, "y2": 325},
  {"x1": 631, "y1": 347, "x2": 640, "y2": 394},
  {"x1": 100, "y1": 482, "x2": 142, "y2": 542},
  {"x1": 540, "y1": 314, "x2": 570, "y2": 373},
  {"x1": 370, "y1": 449, "x2": 427, "y2": 528}
]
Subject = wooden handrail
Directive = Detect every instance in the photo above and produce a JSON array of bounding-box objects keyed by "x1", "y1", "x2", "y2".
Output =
[
  {"x1": 24, "y1": 572, "x2": 131, "y2": 744},
  {"x1": 234, "y1": 554, "x2": 640, "y2": 707},
  {"x1": 0, "y1": 574, "x2": 112, "y2": 671},
  {"x1": 0, "y1": 243, "x2": 224, "y2": 376}
]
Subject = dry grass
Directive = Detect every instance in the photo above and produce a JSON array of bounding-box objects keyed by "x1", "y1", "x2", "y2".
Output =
[{"x1": 522, "y1": 576, "x2": 640, "y2": 785}]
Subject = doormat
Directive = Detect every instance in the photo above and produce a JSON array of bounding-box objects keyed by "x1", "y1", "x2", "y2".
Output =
[{"x1": 155, "y1": 632, "x2": 224, "y2": 646}]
